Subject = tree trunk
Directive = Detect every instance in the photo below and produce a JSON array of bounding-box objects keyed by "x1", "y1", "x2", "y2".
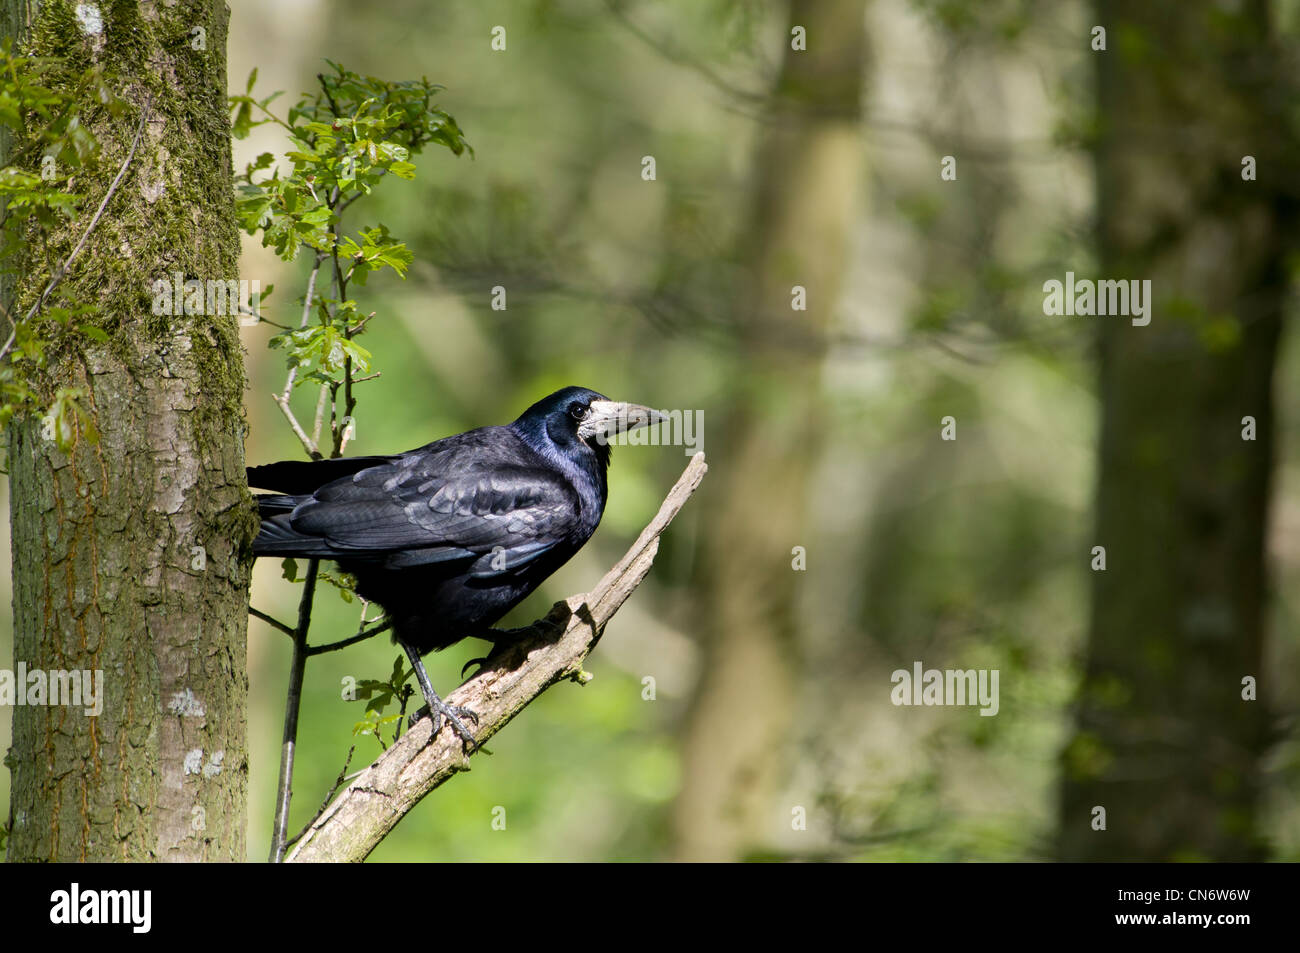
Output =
[
  {"x1": 673, "y1": 0, "x2": 866, "y2": 861},
  {"x1": 1058, "y1": 0, "x2": 1295, "y2": 861},
  {"x1": 4, "y1": 0, "x2": 253, "y2": 861}
]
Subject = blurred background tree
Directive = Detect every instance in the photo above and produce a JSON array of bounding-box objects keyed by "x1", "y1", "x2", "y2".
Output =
[
  {"x1": 3, "y1": 0, "x2": 1298, "y2": 862},
  {"x1": 1058, "y1": 0, "x2": 1299, "y2": 862}
]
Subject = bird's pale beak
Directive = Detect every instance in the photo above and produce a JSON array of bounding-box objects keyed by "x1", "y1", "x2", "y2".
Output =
[{"x1": 580, "y1": 400, "x2": 665, "y2": 445}]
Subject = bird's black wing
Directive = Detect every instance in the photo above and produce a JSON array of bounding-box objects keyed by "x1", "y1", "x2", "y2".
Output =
[
  {"x1": 288, "y1": 453, "x2": 583, "y2": 577},
  {"x1": 248, "y1": 455, "x2": 399, "y2": 494}
]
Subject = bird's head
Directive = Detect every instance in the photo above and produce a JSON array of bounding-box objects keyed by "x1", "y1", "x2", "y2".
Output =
[{"x1": 512, "y1": 386, "x2": 664, "y2": 471}]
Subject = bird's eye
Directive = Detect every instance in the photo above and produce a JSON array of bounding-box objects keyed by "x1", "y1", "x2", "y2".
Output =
[{"x1": 568, "y1": 402, "x2": 587, "y2": 420}]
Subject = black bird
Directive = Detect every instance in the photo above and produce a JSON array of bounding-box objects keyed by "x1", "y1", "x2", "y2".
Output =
[{"x1": 248, "y1": 386, "x2": 662, "y2": 746}]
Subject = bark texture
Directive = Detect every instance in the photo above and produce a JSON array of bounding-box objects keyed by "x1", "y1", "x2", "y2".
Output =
[{"x1": 4, "y1": 0, "x2": 254, "y2": 861}]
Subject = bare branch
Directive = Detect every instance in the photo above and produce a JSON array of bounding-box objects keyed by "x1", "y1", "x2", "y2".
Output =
[
  {"x1": 272, "y1": 394, "x2": 323, "y2": 460},
  {"x1": 271, "y1": 253, "x2": 327, "y2": 460},
  {"x1": 285, "y1": 452, "x2": 708, "y2": 862},
  {"x1": 298, "y1": 254, "x2": 325, "y2": 338}
]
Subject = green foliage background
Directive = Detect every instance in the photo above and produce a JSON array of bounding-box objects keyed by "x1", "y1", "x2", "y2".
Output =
[{"x1": 3, "y1": 0, "x2": 1299, "y2": 861}]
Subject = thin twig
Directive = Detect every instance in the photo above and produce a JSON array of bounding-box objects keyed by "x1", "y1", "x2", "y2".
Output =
[
  {"x1": 305, "y1": 617, "x2": 393, "y2": 657},
  {"x1": 271, "y1": 252, "x2": 327, "y2": 459},
  {"x1": 326, "y1": 182, "x2": 350, "y2": 458},
  {"x1": 310, "y1": 382, "x2": 329, "y2": 448},
  {"x1": 602, "y1": 0, "x2": 766, "y2": 105},
  {"x1": 249, "y1": 98, "x2": 296, "y2": 133},
  {"x1": 237, "y1": 303, "x2": 291, "y2": 329},
  {"x1": 264, "y1": 114, "x2": 364, "y2": 858},
  {"x1": 393, "y1": 684, "x2": 411, "y2": 744},
  {"x1": 0, "y1": 94, "x2": 152, "y2": 363},
  {"x1": 271, "y1": 398, "x2": 322, "y2": 461},
  {"x1": 284, "y1": 744, "x2": 356, "y2": 850},
  {"x1": 249, "y1": 606, "x2": 295, "y2": 637},
  {"x1": 260, "y1": 92, "x2": 377, "y2": 860},
  {"x1": 298, "y1": 254, "x2": 325, "y2": 338},
  {"x1": 269, "y1": 558, "x2": 320, "y2": 863},
  {"x1": 346, "y1": 311, "x2": 375, "y2": 336}
]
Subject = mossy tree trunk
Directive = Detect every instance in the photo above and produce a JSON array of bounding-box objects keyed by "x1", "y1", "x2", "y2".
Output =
[
  {"x1": 673, "y1": 0, "x2": 866, "y2": 860},
  {"x1": 3, "y1": 0, "x2": 254, "y2": 861},
  {"x1": 1058, "y1": 0, "x2": 1296, "y2": 861}
]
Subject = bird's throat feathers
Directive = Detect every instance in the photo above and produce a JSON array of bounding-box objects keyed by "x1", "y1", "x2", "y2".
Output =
[{"x1": 510, "y1": 420, "x2": 610, "y2": 514}]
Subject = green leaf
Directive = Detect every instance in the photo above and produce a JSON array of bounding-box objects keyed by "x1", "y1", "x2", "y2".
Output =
[{"x1": 231, "y1": 101, "x2": 253, "y2": 139}]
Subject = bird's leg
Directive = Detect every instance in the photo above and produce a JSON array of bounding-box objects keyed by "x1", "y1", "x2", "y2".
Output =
[{"x1": 399, "y1": 640, "x2": 479, "y2": 749}]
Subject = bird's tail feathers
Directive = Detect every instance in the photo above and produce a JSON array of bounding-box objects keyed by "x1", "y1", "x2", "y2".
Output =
[
  {"x1": 254, "y1": 493, "x2": 301, "y2": 515},
  {"x1": 252, "y1": 498, "x2": 338, "y2": 557}
]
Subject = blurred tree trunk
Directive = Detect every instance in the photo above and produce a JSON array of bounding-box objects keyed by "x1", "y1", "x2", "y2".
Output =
[
  {"x1": 673, "y1": 0, "x2": 866, "y2": 861},
  {"x1": 1059, "y1": 0, "x2": 1296, "y2": 861},
  {"x1": 4, "y1": 0, "x2": 254, "y2": 861}
]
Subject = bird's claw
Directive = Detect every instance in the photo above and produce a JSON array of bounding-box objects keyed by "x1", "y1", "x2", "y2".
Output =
[
  {"x1": 460, "y1": 613, "x2": 568, "y2": 680},
  {"x1": 490, "y1": 615, "x2": 565, "y2": 642},
  {"x1": 410, "y1": 699, "x2": 480, "y2": 750},
  {"x1": 533, "y1": 615, "x2": 565, "y2": 637}
]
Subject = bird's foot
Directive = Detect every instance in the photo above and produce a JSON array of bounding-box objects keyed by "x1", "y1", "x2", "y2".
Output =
[
  {"x1": 488, "y1": 613, "x2": 567, "y2": 642},
  {"x1": 460, "y1": 613, "x2": 568, "y2": 679},
  {"x1": 398, "y1": 639, "x2": 480, "y2": 751},
  {"x1": 409, "y1": 698, "x2": 480, "y2": 749},
  {"x1": 460, "y1": 654, "x2": 493, "y2": 679}
]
